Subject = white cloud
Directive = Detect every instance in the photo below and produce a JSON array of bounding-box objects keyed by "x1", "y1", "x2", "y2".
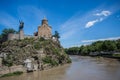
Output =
[
  {"x1": 60, "y1": 10, "x2": 96, "y2": 40},
  {"x1": 60, "y1": 10, "x2": 111, "y2": 39},
  {"x1": 82, "y1": 37, "x2": 120, "y2": 43},
  {"x1": 60, "y1": 10, "x2": 112, "y2": 39},
  {"x1": 95, "y1": 10, "x2": 111, "y2": 16},
  {"x1": 99, "y1": 18, "x2": 103, "y2": 21},
  {"x1": 85, "y1": 19, "x2": 98, "y2": 28},
  {"x1": 61, "y1": 5, "x2": 120, "y2": 47},
  {"x1": 85, "y1": 10, "x2": 111, "y2": 28},
  {"x1": 65, "y1": 36, "x2": 120, "y2": 48}
]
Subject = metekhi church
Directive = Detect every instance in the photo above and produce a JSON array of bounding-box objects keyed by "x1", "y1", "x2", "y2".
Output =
[
  {"x1": 35, "y1": 17, "x2": 52, "y2": 39},
  {"x1": 8, "y1": 17, "x2": 53, "y2": 40}
]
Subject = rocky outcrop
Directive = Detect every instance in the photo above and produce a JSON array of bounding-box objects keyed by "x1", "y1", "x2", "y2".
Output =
[{"x1": 0, "y1": 38, "x2": 71, "y2": 74}]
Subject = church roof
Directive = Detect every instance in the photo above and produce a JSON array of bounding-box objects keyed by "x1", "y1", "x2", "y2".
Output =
[{"x1": 43, "y1": 16, "x2": 47, "y2": 20}]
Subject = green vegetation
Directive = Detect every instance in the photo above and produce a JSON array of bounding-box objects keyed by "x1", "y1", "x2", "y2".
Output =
[
  {"x1": 1, "y1": 36, "x2": 71, "y2": 68},
  {"x1": 2, "y1": 54, "x2": 13, "y2": 67},
  {"x1": 52, "y1": 48, "x2": 60, "y2": 55},
  {"x1": 53, "y1": 31, "x2": 60, "y2": 39},
  {"x1": 0, "y1": 28, "x2": 17, "y2": 43},
  {"x1": 0, "y1": 27, "x2": 71, "y2": 72},
  {"x1": 0, "y1": 71, "x2": 23, "y2": 78},
  {"x1": 112, "y1": 53, "x2": 120, "y2": 57},
  {"x1": 34, "y1": 42, "x2": 41, "y2": 50},
  {"x1": 42, "y1": 56, "x2": 59, "y2": 66},
  {"x1": 66, "y1": 57, "x2": 72, "y2": 63},
  {"x1": 65, "y1": 39, "x2": 120, "y2": 56}
]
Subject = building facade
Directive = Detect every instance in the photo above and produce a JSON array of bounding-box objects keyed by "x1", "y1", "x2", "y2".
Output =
[{"x1": 38, "y1": 18, "x2": 52, "y2": 39}]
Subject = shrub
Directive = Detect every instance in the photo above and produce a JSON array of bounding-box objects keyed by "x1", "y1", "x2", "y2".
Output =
[
  {"x1": 52, "y1": 48, "x2": 60, "y2": 55},
  {"x1": 0, "y1": 71, "x2": 23, "y2": 77},
  {"x1": 2, "y1": 55, "x2": 13, "y2": 67},
  {"x1": 13, "y1": 71, "x2": 23, "y2": 75},
  {"x1": 39, "y1": 37, "x2": 45, "y2": 41},
  {"x1": 67, "y1": 58, "x2": 72, "y2": 63},
  {"x1": 42, "y1": 56, "x2": 58, "y2": 66},
  {"x1": 112, "y1": 53, "x2": 120, "y2": 57},
  {"x1": 34, "y1": 42, "x2": 41, "y2": 50}
]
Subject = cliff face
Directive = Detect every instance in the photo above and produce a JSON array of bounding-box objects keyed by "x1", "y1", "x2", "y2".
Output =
[{"x1": 0, "y1": 38, "x2": 71, "y2": 70}]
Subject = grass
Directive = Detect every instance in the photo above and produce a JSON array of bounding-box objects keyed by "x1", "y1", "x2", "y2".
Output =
[
  {"x1": 112, "y1": 53, "x2": 120, "y2": 57},
  {"x1": 0, "y1": 71, "x2": 23, "y2": 78}
]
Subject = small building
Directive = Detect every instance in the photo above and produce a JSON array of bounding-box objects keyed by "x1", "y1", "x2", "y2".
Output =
[{"x1": 24, "y1": 59, "x2": 33, "y2": 72}]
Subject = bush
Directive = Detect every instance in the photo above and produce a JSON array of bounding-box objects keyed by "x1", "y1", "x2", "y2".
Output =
[
  {"x1": 67, "y1": 58, "x2": 72, "y2": 63},
  {"x1": 13, "y1": 71, "x2": 23, "y2": 75},
  {"x1": 34, "y1": 42, "x2": 41, "y2": 50},
  {"x1": 0, "y1": 71, "x2": 23, "y2": 77},
  {"x1": 52, "y1": 48, "x2": 60, "y2": 55},
  {"x1": 42, "y1": 56, "x2": 58, "y2": 66},
  {"x1": 112, "y1": 53, "x2": 120, "y2": 57},
  {"x1": 2, "y1": 55, "x2": 13, "y2": 67},
  {"x1": 39, "y1": 37, "x2": 45, "y2": 41}
]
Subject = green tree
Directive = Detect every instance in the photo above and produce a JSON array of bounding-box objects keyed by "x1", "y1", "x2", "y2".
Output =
[
  {"x1": 0, "y1": 28, "x2": 16, "y2": 42},
  {"x1": 65, "y1": 39, "x2": 119, "y2": 56},
  {"x1": 102, "y1": 40, "x2": 117, "y2": 51},
  {"x1": 53, "y1": 31, "x2": 60, "y2": 39},
  {"x1": 116, "y1": 39, "x2": 120, "y2": 51},
  {"x1": 80, "y1": 46, "x2": 89, "y2": 55},
  {"x1": 2, "y1": 54, "x2": 13, "y2": 73},
  {"x1": 92, "y1": 41, "x2": 103, "y2": 52},
  {"x1": 65, "y1": 47, "x2": 80, "y2": 55}
]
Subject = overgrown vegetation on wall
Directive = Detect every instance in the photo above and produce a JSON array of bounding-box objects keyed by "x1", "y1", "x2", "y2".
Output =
[{"x1": 0, "y1": 28, "x2": 17, "y2": 43}]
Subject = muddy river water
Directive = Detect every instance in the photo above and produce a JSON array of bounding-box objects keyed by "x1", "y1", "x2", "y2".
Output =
[{"x1": 1, "y1": 56, "x2": 120, "y2": 80}]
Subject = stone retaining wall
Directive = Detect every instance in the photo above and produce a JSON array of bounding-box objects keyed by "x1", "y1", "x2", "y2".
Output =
[{"x1": 0, "y1": 65, "x2": 26, "y2": 75}]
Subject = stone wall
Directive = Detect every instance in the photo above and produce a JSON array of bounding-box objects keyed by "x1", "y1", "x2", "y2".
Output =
[
  {"x1": 19, "y1": 30, "x2": 24, "y2": 39},
  {"x1": 8, "y1": 33, "x2": 19, "y2": 40},
  {"x1": 38, "y1": 18, "x2": 52, "y2": 39},
  {"x1": 38, "y1": 24, "x2": 52, "y2": 39},
  {"x1": 0, "y1": 65, "x2": 26, "y2": 75},
  {"x1": 24, "y1": 35, "x2": 34, "y2": 38},
  {"x1": 8, "y1": 33, "x2": 34, "y2": 40}
]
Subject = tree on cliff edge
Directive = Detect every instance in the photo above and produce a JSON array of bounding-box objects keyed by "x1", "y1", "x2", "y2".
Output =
[
  {"x1": 53, "y1": 31, "x2": 60, "y2": 39},
  {"x1": 0, "y1": 28, "x2": 16, "y2": 43}
]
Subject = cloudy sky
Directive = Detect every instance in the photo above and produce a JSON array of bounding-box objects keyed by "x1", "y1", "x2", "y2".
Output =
[{"x1": 0, "y1": 0, "x2": 120, "y2": 48}]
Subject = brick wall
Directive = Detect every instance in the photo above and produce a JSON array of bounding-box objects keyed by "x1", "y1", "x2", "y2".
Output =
[{"x1": 38, "y1": 24, "x2": 52, "y2": 39}]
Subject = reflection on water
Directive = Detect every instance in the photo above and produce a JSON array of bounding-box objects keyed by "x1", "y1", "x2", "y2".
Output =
[{"x1": 1, "y1": 56, "x2": 120, "y2": 80}]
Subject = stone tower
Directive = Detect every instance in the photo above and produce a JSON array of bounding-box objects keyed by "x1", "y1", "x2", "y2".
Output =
[
  {"x1": 19, "y1": 21, "x2": 24, "y2": 39},
  {"x1": 38, "y1": 17, "x2": 52, "y2": 39}
]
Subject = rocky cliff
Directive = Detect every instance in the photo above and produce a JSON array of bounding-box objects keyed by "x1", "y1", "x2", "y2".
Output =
[{"x1": 0, "y1": 38, "x2": 71, "y2": 70}]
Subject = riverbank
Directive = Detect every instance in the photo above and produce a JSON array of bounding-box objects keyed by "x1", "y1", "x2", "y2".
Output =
[
  {"x1": 0, "y1": 71, "x2": 23, "y2": 78},
  {"x1": 89, "y1": 53, "x2": 120, "y2": 60},
  {"x1": 0, "y1": 55, "x2": 120, "y2": 80},
  {"x1": 0, "y1": 63, "x2": 71, "y2": 78}
]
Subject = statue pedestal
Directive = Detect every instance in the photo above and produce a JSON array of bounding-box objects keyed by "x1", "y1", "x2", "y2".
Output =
[{"x1": 19, "y1": 30, "x2": 24, "y2": 39}]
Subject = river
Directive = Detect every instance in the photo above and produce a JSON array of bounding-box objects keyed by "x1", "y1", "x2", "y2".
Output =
[{"x1": 1, "y1": 56, "x2": 120, "y2": 80}]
